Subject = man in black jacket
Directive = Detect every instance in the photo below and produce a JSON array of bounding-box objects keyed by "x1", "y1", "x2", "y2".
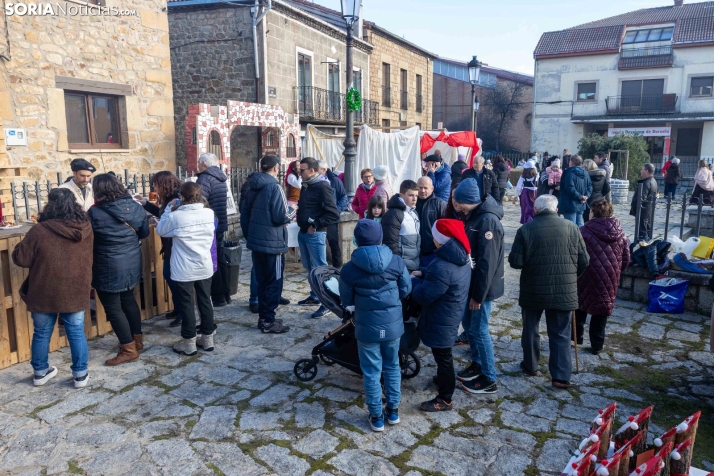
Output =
[
  {"x1": 594, "y1": 152, "x2": 613, "y2": 202},
  {"x1": 319, "y1": 161, "x2": 348, "y2": 268},
  {"x1": 297, "y1": 157, "x2": 340, "y2": 318},
  {"x1": 196, "y1": 153, "x2": 230, "y2": 308},
  {"x1": 451, "y1": 154, "x2": 469, "y2": 186},
  {"x1": 509, "y1": 194, "x2": 589, "y2": 388},
  {"x1": 416, "y1": 176, "x2": 446, "y2": 268},
  {"x1": 241, "y1": 156, "x2": 295, "y2": 333},
  {"x1": 461, "y1": 155, "x2": 500, "y2": 203},
  {"x1": 451, "y1": 178, "x2": 504, "y2": 395},
  {"x1": 630, "y1": 163, "x2": 658, "y2": 242}
]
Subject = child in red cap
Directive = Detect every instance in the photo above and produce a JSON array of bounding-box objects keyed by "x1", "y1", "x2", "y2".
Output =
[{"x1": 411, "y1": 219, "x2": 472, "y2": 411}]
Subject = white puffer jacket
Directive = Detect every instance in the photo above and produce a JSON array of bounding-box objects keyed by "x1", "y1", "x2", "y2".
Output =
[{"x1": 157, "y1": 203, "x2": 215, "y2": 282}]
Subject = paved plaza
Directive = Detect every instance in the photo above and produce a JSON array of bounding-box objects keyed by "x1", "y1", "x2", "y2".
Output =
[{"x1": 0, "y1": 201, "x2": 712, "y2": 476}]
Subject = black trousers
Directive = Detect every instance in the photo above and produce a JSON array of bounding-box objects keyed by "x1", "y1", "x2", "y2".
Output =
[
  {"x1": 253, "y1": 251, "x2": 285, "y2": 324},
  {"x1": 174, "y1": 277, "x2": 214, "y2": 339},
  {"x1": 574, "y1": 310, "x2": 608, "y2": 351},
  {"x1": 96, "y1": 288, "x2": 142, "y2": 345},
  {"x1": 497, "y1": 188, "x2": 506, "y2": 204},
  {"x1": 431, "y1": 347, "x2": 455, "y2": 402},
  {"x1": 664, "y1": 183, "x2": 677, "y2": 198},
  {"x1": 326, "y1": 223, "x2": 342, "y2": 268},
  {"x1": 211, "y1": 232, "x2": 230, "y2": 304},
  {"x1": 521, "y1": 308, "x2": 572, "y2": 382}
]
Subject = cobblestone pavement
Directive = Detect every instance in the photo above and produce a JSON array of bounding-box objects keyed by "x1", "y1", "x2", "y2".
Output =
[{"x1": 0, "y1": 202, "x2": 712, "y2": 476}]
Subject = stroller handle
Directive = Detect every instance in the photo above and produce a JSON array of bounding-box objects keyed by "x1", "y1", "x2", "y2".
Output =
[{"x1": 325, "y1": 318, "x2": 355, "y2": 340}]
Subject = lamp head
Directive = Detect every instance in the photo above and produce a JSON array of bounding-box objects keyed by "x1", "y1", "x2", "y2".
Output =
[
  {"x1": 340, "y1": 0, "x2": 360, "y2": 26},
  {"x1": 467, "y1": 55, "x2": 482, "y2": 85}
]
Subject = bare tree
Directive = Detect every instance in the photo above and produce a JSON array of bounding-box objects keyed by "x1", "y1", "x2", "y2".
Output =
[{"x1": 477, "y1": 81, "x2": 528, "y2": 151}]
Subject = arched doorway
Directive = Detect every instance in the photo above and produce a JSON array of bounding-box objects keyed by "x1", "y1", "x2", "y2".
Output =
[{"x1": 208, "y1": 130, "x2": 223, "y2": 160}]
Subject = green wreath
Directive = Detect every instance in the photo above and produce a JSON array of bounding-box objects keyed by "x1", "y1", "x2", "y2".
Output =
[{"x1": 346, "y1": 87, "x2": 362, "y2": 112}]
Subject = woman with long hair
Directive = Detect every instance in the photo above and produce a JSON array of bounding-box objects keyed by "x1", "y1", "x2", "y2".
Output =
[
  {"x1": 515, "y1": 163, "x2": 538, "y2": 224},
  {"x1": 575, "y1": 199, "x2": 630, "y2": 354},
  {"x1": 691, "y1": 159, "x2": 714, "y2": 205},
  {"x1": 158, "y1": 182, "x2": 217, "y2": 355},
  {"x1": 365, "y1": 194, "x2": 386, "y2": 222},
  {"x1": 89, "y1": 174, "x2": 150, "y2": 366},
  {"x1": 12, "y1": 189, "x2": 94, "y2": 387},
  {"x1": 492, "y1": 155, "x2": 509, "y2": 204},
  {"x1": 285, "y1": 159, "x2": 302, "y2": 205},
  {"x1": 135, "y1": 171, "x2": 183, "y2": 327}
]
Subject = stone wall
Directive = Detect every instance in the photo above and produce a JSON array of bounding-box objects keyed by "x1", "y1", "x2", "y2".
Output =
[
  {"x1": 0, "y1": 0, "x2": 176, "y2": 180},
  {"x1": 364, "y1": 27, "x2": 432, "y2": 131},
  {"x1": 168, "y1": 6, "x2": 258, "y2": 168}
]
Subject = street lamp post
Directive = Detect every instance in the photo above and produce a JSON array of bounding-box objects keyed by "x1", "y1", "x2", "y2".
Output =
[
  {"x1": 340, "y1": 0, "x2": 360, "y2": 200},
  {"x1": 467, "y1": 55, "x2": 482, "y2": 133},
  {"x1": 473, "y1": 95, "x2": 480, "y2": 135}
]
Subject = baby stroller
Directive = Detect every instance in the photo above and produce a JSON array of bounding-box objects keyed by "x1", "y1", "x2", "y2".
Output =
[{"x1": 293, "y1": 266, "x2": 421, "y2": 382}]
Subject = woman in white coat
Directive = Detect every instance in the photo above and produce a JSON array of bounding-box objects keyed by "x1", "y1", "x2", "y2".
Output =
[{"x1": 157, "y1": 181, "x2": 217, "y2": 356}]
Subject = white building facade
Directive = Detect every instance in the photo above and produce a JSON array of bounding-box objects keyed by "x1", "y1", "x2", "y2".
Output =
[{"x1": 531, "y1": 0, "x2": 714, "y2": 175}]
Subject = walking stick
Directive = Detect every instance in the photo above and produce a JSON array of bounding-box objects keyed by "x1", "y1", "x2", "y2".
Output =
[{"x1": 572, "y1": 311, "x2": 580, "y2": 373}]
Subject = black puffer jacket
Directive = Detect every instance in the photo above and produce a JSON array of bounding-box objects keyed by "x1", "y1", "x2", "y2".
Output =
[
  {"x1": 89, "y1": 195, "x2": 150, "y2": 293},
  {"x1": 494, "y1": 162, "x2": 509, "y2": 189},
  {"x1": 588, "y1": 169, "x2": 611, "y2": 204},
  {"x1": 465, "y1": 195, "x2": 505, "y2": 303},
  {"x1": 416, "y1": 193, "x2": 446, "y2": 256},
  {"x1": 462, "y1": 167, "x2": 500, "y2": 202},
  {"x1": 241, "y1": 172, "x2": 293, "y2": 255},
  {"x1": 508, "y1": 210, "x2": 589, "y2": 311},
  {"x1": 197, "y1": 166, "x2": 228, "y2": 233},
  {"x1": 296, "y1": 176, "x2": 339, "y2": 233},
  {"x1": 629, "y1": 176, "x2": 658, "y2": 219},
  {"x1": 451, "y1": 160, "x2": 469, "y2": 185}
]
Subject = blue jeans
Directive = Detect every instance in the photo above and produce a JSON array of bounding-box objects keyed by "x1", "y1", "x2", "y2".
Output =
[
  {"x1": 357, "y1": 338, "x2": 401, "y2": 417},
  {"x1": 462, "y1": 300, "x2": 497, "y2": 382},
  {"x1": 250, "y1": 266, "x2": 258, "y2": 305},
  {"x1": 163, "y1": 259, "x2": 181, "y2": 318},
  {"x1": 298, "y1": 231, "x2": 327, "y2": 300},
  {"x1": 562, "y1": 212, "x2": 584, "y2": 227},
  {"x1": 31, "y1": 312, "x2": 88, "y2": 378}
]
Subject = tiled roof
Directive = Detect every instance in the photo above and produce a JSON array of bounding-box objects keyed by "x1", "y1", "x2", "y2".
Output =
[
  {"x1": 535, "y1": 1, "x2": 714, "y2": 58},
  {"x1": 282, "y1": 0, "x2": 346, "y2": 32}
]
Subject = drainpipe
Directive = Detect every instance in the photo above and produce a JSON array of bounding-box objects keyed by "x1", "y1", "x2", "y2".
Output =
[{"x1": 252, "y1": 0, "x2": 271, "y2": 100}]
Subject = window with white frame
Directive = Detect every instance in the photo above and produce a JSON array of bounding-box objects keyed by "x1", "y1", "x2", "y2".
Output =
[{"x1": 691, "y1": 77, "x2": 713, "y2": 97}]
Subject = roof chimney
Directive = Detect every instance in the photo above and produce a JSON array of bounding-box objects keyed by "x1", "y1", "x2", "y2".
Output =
[{"x1": 674, "y1": 0, "x2": 683, "y2": 6}]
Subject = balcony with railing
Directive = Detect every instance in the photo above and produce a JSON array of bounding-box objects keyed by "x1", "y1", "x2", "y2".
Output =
[
  {"x1": 605, "y1": 94, "x2": 678, "y2": 114},
  {"x1": 400, "y1": 91, "x2": 408, "y2": 110},
  {"x1": 618, "y1": 45, "x2": 674, "y2": 69},
  {"x1": 294, "y1": 86, "x2": 380, "y2": 126}
]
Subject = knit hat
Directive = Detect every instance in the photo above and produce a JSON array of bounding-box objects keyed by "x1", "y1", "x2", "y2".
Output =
[
  {"x1": 70, "y1": 158, "x2": 96, "y2": 173},
  {"x1": 523, "y1": 161, "x2": 535, "y2": 169},
  {"x1": 457, "y1": 154, "x2": 466, "y2": 161},
  {"x1": 372, "y1": 165, "x2": 389, "y2": 181},
  {"x1": 354, "y1": 219, "x2": 383, "y2": 247},
  {"x1": 425, "y1": 154, "x2": 443, "y2": 164},
  {"x1": 432, "y1": 219, "x2": 471, "y2": 254},
  {"x1": 551, "y1": 159, "x2": 561, "y2": 167},
  {"x1": 454, "y1": 178, "x2": 481, "y2": 205}
]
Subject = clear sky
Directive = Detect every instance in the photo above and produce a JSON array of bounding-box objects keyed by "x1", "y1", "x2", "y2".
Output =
[{"x1": 306, "y1": 0, "x2": 684, "y2": 75}]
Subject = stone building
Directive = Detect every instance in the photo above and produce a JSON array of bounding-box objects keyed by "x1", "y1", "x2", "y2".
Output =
[
  {"x1": 168, "y1": 0, "x2": 375, "y2": 169},
  {"x1": 362, "y1": 22, "x2": 435, "y2": 133},
  {"x1": 0, "y1": 0, "x2": 176, "y2": 181},
  {"x1": 432, "y1": 58, "x2": 534, "y2": 153}
]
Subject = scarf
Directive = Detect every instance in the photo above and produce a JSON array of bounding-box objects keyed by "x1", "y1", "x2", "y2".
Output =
[
  {"x1": 303, "y1": 172, "x2": 322, "y2": 187},
  {"x1": 362, "y1": 182, "x2": 375, "y2": 191}
]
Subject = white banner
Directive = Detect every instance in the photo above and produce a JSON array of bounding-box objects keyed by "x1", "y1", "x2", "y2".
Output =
[{"x1": 608, "y1": 127, "x2": 671, "y2": 137}]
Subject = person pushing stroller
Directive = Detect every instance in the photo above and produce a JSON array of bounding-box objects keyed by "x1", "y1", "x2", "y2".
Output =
[{"x1": 339, "y1": 219, "x2": 412, "y2": 432}]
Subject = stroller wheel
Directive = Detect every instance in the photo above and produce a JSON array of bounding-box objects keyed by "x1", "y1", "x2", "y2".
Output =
[
  {"x1": 319, "y1": 354, "x2": 336, "y2": 366},
  {"x1": 294, "y1": 358, "x2": 318, "y2": 381},
  {"x1": 400, "y1": 352, "x2": 421, "y2": 379}
]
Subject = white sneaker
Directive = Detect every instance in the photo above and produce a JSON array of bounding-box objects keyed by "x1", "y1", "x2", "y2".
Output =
[
  {"x1": 196, "y1": 332, "x2": 215, "y2": 352},
  {"x1": 173, "y1": 337, "x2": 197, "y2": 356},
  {"x1": 74, "y1": 374, "x2": 89, "y2": 389},
  {"x1": 33, "y1": 367, "x2": 58, "y2": 386}
]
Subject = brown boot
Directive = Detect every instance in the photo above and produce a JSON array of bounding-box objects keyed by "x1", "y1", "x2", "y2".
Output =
[
  {"x1": 133, "y1": 334, "x2": 144, "y2": 352},
  {"x1": 105, "y1": 342, "x2": 139, "y2": 366}
]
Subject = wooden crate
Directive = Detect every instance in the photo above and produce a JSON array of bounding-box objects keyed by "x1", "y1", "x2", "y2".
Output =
[{"x1": 0, "y1": 227, "x2": 173, "y2": 369}]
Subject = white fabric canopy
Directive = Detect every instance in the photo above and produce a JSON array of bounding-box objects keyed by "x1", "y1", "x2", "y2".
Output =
[
  {"x1": 302, "y1": 125, "x2": 346, "y2": 171},
  {"x1": 353, "y1": 125, "x2": 421, "y2": 192},
  {"x1": 420, "y1": 130, "x2": 472, "y2": 166}
]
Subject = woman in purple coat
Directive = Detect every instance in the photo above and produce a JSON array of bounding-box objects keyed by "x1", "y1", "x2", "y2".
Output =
[{"x1": 574, "y1": 199, "x2": 630, "y2": 354}]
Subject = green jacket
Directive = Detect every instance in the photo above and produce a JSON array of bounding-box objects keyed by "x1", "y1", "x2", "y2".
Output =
[{"x1": 508, "y1": 211, "x2": 589, "y2": 311}]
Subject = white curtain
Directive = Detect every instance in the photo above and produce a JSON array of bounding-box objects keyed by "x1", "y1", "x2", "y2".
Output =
[
  {"x1": 353, "y1": 125, "x2": 421, "y2": 192},
  {"x1": 302, "y1": 125, "x2": 346, "y2": 171}
]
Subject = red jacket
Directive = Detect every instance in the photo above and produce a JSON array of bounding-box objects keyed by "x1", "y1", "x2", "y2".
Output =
[
  {"x1": 577, "y1": 218, "x2": 630, "y2": 316},
  {"x1": 351, "y1": 183, "x2": 377, "y2": 218}
]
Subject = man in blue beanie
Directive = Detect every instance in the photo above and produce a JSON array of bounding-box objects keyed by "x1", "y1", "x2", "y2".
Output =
[
  {"x1": 452, "y1": 178, "x2": 505, "y2": 394},
  {"x1": 339, "y1": 219, "x2": 411, "y2": 432}
]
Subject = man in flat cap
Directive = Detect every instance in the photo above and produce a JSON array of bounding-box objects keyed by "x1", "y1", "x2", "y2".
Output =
[{"x1": 59, "y1": 158, "x2": 96, "y2": 211}]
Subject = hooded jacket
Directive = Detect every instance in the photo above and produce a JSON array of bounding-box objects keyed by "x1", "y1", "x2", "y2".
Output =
[
  {"x1": 373, "y1": 179, "x2": 394, "y2": 210},
  {"x1": 416, "y1": 193, "x2": 446, "y2": 256},
  {"x1": 88, "y1": 195, "x2": 150, "y2": 293},
  {"x1": 578, "y1": 218, "x2": 630, "y2": 316},
  {"x1": 240, "y1": 172, "x2": 293, "y2": 255},
  {"x1": 428, "y1": 162, "x2": 453, "y2": 202},
  {"x1": 12, "y1": 219, "x2": 94, "y2": 313},
  {"x1": 588, "y1": 169, "x2": 611, "y2": 204},
  {"x1": 382, "y1": 194, "x2": 421, "y2": 272},
  {"x1": 509, "y1": 210, "x2": 589, "y2": 311},
  {"x1": 558, "y1": 166, "x2": 593, "y2": 214},
  {"x1": 464, "y1": 195, "x2": 505, "y2": 303},
  {"x1": 296, "y1": 174, "x2": 340, "y2": 233},
  {"x1": 412, "y1": 238, "x2": 471, "y2": 348},
  {"x1": 339, "y1": 245, "x2": 411, "y2": 343},
  {"x1": 451, "y1": 160, "x2": 469, "y2": 185},
  {"x1": 196, "y1": 166, "x2": 228, "y2": 233},
  {"x1": 157, "y1": 203, "x2": 216, "y2": 282}
]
